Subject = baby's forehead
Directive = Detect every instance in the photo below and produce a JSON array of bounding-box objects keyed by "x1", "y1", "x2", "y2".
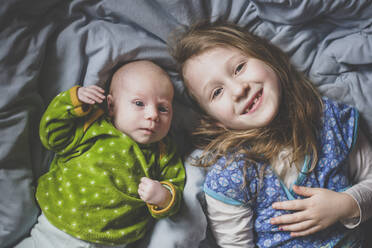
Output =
[{"x1": 110, "y1": 61, "x2": 172, "y2": 90}]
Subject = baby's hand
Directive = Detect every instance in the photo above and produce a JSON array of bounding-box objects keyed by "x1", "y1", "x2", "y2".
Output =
[
  {"x1": 270, "y1": 185, "x2": 359, "y2": 237},
  {"x1": 77, "y1": 85, "x2": 105, "y2": 105},
  {"x1": 138, "y1": 177, "x2": 171, "y2": 209}
]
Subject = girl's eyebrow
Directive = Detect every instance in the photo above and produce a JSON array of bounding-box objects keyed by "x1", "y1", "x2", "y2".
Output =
[
  {"x1": 201, "y1": 53, "x2": 242, "y2": 98},
  {"x1": 202, "y1": 79, "x2": 217, "y2": 99},
  {"x1": 228, "y1": 53, "x2": 245, "y2": 67}
]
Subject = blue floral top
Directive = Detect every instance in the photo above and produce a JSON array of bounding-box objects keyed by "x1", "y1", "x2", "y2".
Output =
[{"x1": 204, "y1": 98, "x2": 363, "y2": 247}]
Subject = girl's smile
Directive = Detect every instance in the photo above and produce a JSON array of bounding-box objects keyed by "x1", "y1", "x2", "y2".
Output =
[
  {"x1": 242, "y1": 88, "x2": 263, "y2": 114},
  {"x1": 183, "y1": 46, "x2": 281, "y2": 130}
]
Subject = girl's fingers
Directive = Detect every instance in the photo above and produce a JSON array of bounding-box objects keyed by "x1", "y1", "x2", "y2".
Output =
[
  {"x1": 271, "y1": 211, "x2": 309, "y2": 225},
  {"x1": 278, "y1": 219, "x2": 314, "y2": 232},
  {"x1": 289, "y1": 225, "x2": 322, "y2": 237},
  {"x1": 291, "y1": 185, "x2": 319, "y2": 197},
  {"x1": 272, "y1": 198, "x2": 307, "y2": 211}
]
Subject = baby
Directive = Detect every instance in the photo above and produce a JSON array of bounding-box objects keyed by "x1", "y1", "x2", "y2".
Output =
[{"x1": 16, "y1": 60, "x2": 185, "y2": 248}]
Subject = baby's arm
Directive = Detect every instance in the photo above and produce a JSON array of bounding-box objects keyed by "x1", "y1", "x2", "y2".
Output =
[
  {"x1": 140, "y1": 139, "x2": 185, "y2": 219},
  {"x1": 40, "y1": 85, "x2": 104, "y2": 153},
  {"x1": 138, "y1": 177, "x2": 172, "y2": 208},
  {"x1": 205, "y1": 194, "x2": 255, "y2": 248},
  {"x1": 270, "y1": 128, "x2": 372, "y2": 237}
]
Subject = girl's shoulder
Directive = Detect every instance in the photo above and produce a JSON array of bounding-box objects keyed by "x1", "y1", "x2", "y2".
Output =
[
  {"x1": 203, "y1": 154, "x2": 262, "y2": 205},
  {"x1": 321, "y1": 97, "x2": 358, "y2": 120},
  {"x1": 320, "y1": 97, "x2": 359, "y2": 149}
]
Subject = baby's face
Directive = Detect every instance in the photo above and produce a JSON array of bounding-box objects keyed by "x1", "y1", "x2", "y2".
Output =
[
  {"x1": 183, "y1": 46, "x2": 281, "y2": 130},
  {"x1": 110, "y1": 68, "x2": 173, "y2": 144}
]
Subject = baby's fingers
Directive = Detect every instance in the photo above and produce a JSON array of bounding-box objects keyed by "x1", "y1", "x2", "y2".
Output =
[
  {"x1": 88, "y1": 85, "x2": 105, "y2": 93},
  {"x1": 78, "y1": 86, "x2": 105, "y2": 104},
  {"x1": 84, "y1": 87, "x2": 105, "y2": 102},
  {"x1": 138, "y1": 186, "x2": 149, "y2": 201}
]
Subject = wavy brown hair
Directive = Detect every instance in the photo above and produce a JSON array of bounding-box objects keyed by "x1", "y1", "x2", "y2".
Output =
[{"x1": 171, "y1": 20, "x2": 323, "y2": 172}]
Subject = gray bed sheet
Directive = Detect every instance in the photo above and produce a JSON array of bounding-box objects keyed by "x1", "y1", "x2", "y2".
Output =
[{"x1": 1, "y1": 0, "x2": 372, "y2": 247}]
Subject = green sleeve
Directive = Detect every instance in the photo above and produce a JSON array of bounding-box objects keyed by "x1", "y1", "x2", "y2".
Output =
[
  {"x1": 147, "y1": 138, "x2": 185, "y2": 219},
  {"x1": 39, "y1": 86, "x2": 92, "y2": 154}
]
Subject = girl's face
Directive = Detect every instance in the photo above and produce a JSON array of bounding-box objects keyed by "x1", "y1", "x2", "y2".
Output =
[{"x1": 183, "y1": 46, "x2": 281, "y2": 130}]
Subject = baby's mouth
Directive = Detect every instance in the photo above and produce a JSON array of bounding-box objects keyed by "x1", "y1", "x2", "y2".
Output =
[
  {"x1": 141, "y1": 128, "x2": 155, "y2": 134},
  {"x1": 243, "y1": 89, "x2": 263, "y2": 114}
]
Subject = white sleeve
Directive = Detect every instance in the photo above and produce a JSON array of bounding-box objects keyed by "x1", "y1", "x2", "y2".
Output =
[
  {"x1": 205, "y1": 194, "x2": 255, "y2": 248},
  {"x1": 343, "y1": 129, "x2": 372, "y2": 228}
]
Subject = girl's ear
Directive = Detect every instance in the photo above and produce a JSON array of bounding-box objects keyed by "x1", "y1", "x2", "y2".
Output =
[{"x1": 107, "y1": 94, "x2": 114, "y2": 117}]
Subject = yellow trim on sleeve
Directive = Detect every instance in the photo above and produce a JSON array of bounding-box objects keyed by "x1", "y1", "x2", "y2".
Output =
[
  {"x1": 69, "y1": 86, "x2": 96, "y2": 117},
  {"x1": 69, "y1": 86, "x2": 92, "y2": 116},
  {"x1": 74, "y1": 105, "x2": 90, "y2": 116},
  {"x1": 69, "y1": 86, "x2": 82, "y2": 107},
  {"x1": 83, "y1": 108, "x2": 105, "y2": 132},
  {"x1": 147, "y1": 181, "x2": 176, "y2": 214}
]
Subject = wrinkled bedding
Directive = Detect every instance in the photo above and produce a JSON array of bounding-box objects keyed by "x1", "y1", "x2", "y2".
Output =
[{"x1": 1, "y1": 0, "x2": 372, "y2": 247}]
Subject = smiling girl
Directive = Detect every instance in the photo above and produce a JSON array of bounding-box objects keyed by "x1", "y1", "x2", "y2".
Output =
[{"x1": 171, "y1": 21, "x2": 372, "y2": 247}]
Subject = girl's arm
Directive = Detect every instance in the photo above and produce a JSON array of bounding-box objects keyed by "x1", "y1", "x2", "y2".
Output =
[
  {"x1": 270, "y1": 128, "x2": 372, "y2": 237},
  {"x1": 205, "y1": 194, "x2": 255, "y2": 248},
  {"x1": 343, "y1": 128, "x2": 372, "y2": 227}
]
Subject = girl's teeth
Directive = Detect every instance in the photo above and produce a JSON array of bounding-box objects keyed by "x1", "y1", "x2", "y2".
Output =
[{"x1": 247, "y1": 93, "x2": 261, "y2": 112}]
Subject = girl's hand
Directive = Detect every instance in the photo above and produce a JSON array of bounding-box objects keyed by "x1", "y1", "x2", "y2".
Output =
[
  {"x1": 270, "y1": 185, "x2": 359, "y2": 237},
  {"x1": 138, "y1": 177, "x2": 171, "y2": 209},
  {"x1": 77, "y1": 85, "x2": 105, "y2": 105}
]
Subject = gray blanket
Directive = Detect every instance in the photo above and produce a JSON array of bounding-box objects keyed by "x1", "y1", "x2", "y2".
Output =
[{"x1": 1, "y1": 0, "x2": 372, "y2": 247}]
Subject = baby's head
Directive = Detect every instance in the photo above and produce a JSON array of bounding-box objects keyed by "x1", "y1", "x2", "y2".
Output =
[
  {"x1": 171, "y1": 21, "x2": 319, "y2": 131},
  {"x1": 107, "y1": 60, "x2": 174, "y2": 144}
]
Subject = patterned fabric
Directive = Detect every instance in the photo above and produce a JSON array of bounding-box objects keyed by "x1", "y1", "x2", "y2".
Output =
[
  {"x1": 36, "y1": 87, "x2": 185, "y2": 245},
  {"x1": 204, "y1": 98, "x2": 363, "y2": 247}
]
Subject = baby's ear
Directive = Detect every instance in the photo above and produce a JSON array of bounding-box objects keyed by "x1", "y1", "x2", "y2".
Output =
[
  {"x1": 216, "y1": 122, "x2": 226, "y2": 128},
  {"x1": 106, "y1": 94, "x2": 114, "y2": 117}
]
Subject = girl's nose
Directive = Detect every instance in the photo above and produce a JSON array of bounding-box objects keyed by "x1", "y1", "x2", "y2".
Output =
[
  {"x1": 145, "y1": 106, "x2": 159, "y2": 121},
  {"x1": 231, "y1": 81, "x2": 249, "y2": 102}
]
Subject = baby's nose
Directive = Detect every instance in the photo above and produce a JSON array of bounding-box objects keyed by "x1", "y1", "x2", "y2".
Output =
[{"x1": 145, "y1": 106, "x2": 159, "y2": 121}]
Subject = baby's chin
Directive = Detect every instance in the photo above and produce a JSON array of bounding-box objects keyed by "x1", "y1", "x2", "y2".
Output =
[{"x1": 134, "y1": 135, "x2": 166, "y2": 145}]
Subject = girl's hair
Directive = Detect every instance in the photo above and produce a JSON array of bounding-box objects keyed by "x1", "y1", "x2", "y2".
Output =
[{"x1": 171, "y1": 20, "x2": 323, "y2": 172}]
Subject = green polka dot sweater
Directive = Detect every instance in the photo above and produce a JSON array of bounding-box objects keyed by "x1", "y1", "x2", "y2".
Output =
[{"x1": 37, "y1": 86, "x2": 185, "y2": 245}]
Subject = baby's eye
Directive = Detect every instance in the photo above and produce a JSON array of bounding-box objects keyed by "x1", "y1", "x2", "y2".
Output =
[
  {"x1": 158, "y1": 106, "x2": 168, "y2": 113},
  {"x1": 212, "y1": 88, "x2": 222, "y2": 99},
  {"x1": 134, "y1": 100, "x2": 144, "y2": 107},
  {"x1": 235, "y1": 62, "x2": 245, "y2": 75}
]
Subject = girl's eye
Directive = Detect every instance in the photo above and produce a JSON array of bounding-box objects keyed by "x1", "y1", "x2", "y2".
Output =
[
  {"x1": 158, "y1": 106, "x2": 168, "y2": 113},
  {"x1": 135, "y1": 100, "x2": 144, "y2": 107},
  {"x1": 235, "y1": 62, "x2": 245, "y2": 75},
  {"x1": 212, "y1": 88, "x2": 222, "y2": 99}
]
